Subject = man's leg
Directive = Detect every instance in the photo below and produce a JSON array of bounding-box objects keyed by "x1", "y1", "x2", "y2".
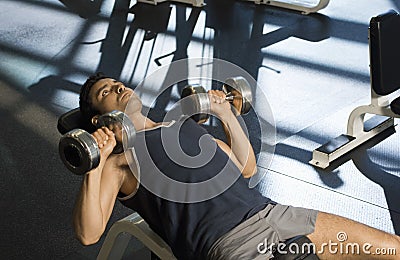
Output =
[{"x1": 308, "y1": 211, "x2": 400, "y2": 259}]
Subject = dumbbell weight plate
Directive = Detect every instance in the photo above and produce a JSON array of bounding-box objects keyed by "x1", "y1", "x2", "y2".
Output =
[
  {"x1": 59, "y1": 129, "x2": 100, "y2": 175},
  {"x1": 181, "y1": 85, "x2": 210, "y2": 123},
  {"x1": 223, "y1": 76, "x2": 252, "y2": 115},
  {"x1": 96, "y1": 110, "x2": 136, "y2": 154}
]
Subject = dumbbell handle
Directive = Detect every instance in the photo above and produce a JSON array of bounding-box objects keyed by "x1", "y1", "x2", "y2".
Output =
[{"x1": 224, "y1": 92, "x2": 242, "y2": 101}]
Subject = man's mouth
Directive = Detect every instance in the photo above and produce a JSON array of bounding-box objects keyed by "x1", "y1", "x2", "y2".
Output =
[{"x1": 120, "y1": 91, "x2": 131, "y2": 102}]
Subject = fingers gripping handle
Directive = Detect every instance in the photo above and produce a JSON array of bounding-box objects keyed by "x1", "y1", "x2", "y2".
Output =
[
  {"x1": 180, "y1": 76, "x2": 253, "y2": 123},
  {"x1": 96, "y1": 110, "x2": 136, "y2": 154},
  {"x1": 59, "y1": 111, "x2": 136, "y2": 175}
]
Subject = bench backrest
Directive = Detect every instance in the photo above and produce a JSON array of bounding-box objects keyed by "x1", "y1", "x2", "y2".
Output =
[
  {"x1": 369, "y1": 10, "x2": 400, "y2": 96},
  {"x1": 57, "y1": 108, "x2": 96, "y2": 135}
]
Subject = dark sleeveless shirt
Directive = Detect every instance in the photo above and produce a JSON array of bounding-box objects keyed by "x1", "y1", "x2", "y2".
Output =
[{"x1": 118, "y1": 118, "x2": 271, "y2": 259}]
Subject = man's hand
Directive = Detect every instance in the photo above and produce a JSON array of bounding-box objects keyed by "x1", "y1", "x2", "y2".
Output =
[
  {"x1": 92, "y1": 127, "x2": 117, "y2": 160},
  {"x1": 208, "y1": 90, "x2": 233, "y2": 120}
]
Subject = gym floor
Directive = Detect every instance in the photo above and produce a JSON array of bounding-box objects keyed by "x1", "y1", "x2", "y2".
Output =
[{"x1": 1, "y1": 0, "x2": 399, "y2": 259}]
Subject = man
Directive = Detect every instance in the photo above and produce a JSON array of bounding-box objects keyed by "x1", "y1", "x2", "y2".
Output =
[{"x1": 73, "y1": 73, "x2": 400, "y2": 259}]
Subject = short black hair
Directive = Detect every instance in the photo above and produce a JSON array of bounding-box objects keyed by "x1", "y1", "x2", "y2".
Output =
[{"x1": 79, "y1": 72, "x2": 107, "y2": 123}]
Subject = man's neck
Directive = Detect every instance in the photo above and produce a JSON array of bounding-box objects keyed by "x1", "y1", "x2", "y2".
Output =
[{"x1": 128, "y1": 112, "x2": 159, "y2": 132}]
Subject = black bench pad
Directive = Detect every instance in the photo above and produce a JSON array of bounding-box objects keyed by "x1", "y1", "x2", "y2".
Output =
[{"x1": 57, "y1": 108, "x2": 96, "y2": 135}]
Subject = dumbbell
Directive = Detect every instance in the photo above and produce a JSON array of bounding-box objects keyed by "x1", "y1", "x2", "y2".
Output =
[
  {"x1": 180, "y1": 76, "x2": 252, "y2": 123},
  {"x1": 58, "y1": 110, "x2": 136, "y2": 175}
]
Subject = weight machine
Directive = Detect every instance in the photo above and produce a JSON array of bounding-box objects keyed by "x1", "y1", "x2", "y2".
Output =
[
  {"x1": 136, "y1": 0, "x2": 329, "y2": 14},
  {"x1": 310, "y1": 10, "x2": 400, "y2": 169}
]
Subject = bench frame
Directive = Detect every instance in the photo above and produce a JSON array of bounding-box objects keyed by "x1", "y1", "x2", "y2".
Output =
[{"x1": 97, "y1": 212, "x2": 177, "y2": 260}]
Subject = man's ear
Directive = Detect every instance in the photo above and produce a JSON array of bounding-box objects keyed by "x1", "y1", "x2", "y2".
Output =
[{"x1": 91, "y1": 115, "x2": 99, "y2": 126}]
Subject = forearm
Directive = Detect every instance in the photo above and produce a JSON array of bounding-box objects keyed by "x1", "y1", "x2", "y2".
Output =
[
  {"x1": 73, "y1": 165, "x2": 106, "y2": 245},
  {"x1": 220, "y1": 112, "x2": 257, "y2": 178},
  {"x1": 72, "y1": 127, "x2": 119, "y2": 245}
]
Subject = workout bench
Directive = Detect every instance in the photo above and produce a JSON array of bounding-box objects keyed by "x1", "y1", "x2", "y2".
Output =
[{"x1": 310, "y1": 10, "x2": 400, "y2": 169}]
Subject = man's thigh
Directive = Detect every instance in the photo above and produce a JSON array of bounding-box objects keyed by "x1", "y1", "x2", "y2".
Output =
[{"x1": 308, "y1": 211, "x2": 400, "y2": 259}]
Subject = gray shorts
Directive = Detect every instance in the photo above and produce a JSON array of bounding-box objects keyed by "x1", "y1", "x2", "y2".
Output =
[{"x1": 207, "y1": 203, "x2": 318, "y2": 260}]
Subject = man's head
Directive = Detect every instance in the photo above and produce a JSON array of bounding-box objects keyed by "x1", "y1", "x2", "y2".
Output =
[{"x1": 79, "y1": 73, "x2": 141, "y2": 125}]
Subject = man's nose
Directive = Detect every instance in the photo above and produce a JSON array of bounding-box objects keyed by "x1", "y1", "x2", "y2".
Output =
[{"x1": 115, "y1": 85, "x2": 124, "y2": 94}]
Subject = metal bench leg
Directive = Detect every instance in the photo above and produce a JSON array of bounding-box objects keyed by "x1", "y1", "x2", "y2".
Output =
[{"x1": 97, "y1": 213, "x2": 176, "y2": 260}]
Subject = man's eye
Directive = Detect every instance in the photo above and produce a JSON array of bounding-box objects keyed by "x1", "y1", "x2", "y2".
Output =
[{"x1": 102, "y1": 90, "x2": 109, "y2": 97}]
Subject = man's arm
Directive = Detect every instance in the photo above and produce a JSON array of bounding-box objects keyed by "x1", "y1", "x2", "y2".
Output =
[
  {"x1": 208, "y1": 90, "x2": 257, "y2": 178},
  {"x1": 72, "y1": 127, "x2": 124, "y2": 245}
]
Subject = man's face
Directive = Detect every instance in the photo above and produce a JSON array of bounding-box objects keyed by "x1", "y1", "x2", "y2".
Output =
[{"x1": 89, "y1": 78, "x2": 141, "y2": 115}]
